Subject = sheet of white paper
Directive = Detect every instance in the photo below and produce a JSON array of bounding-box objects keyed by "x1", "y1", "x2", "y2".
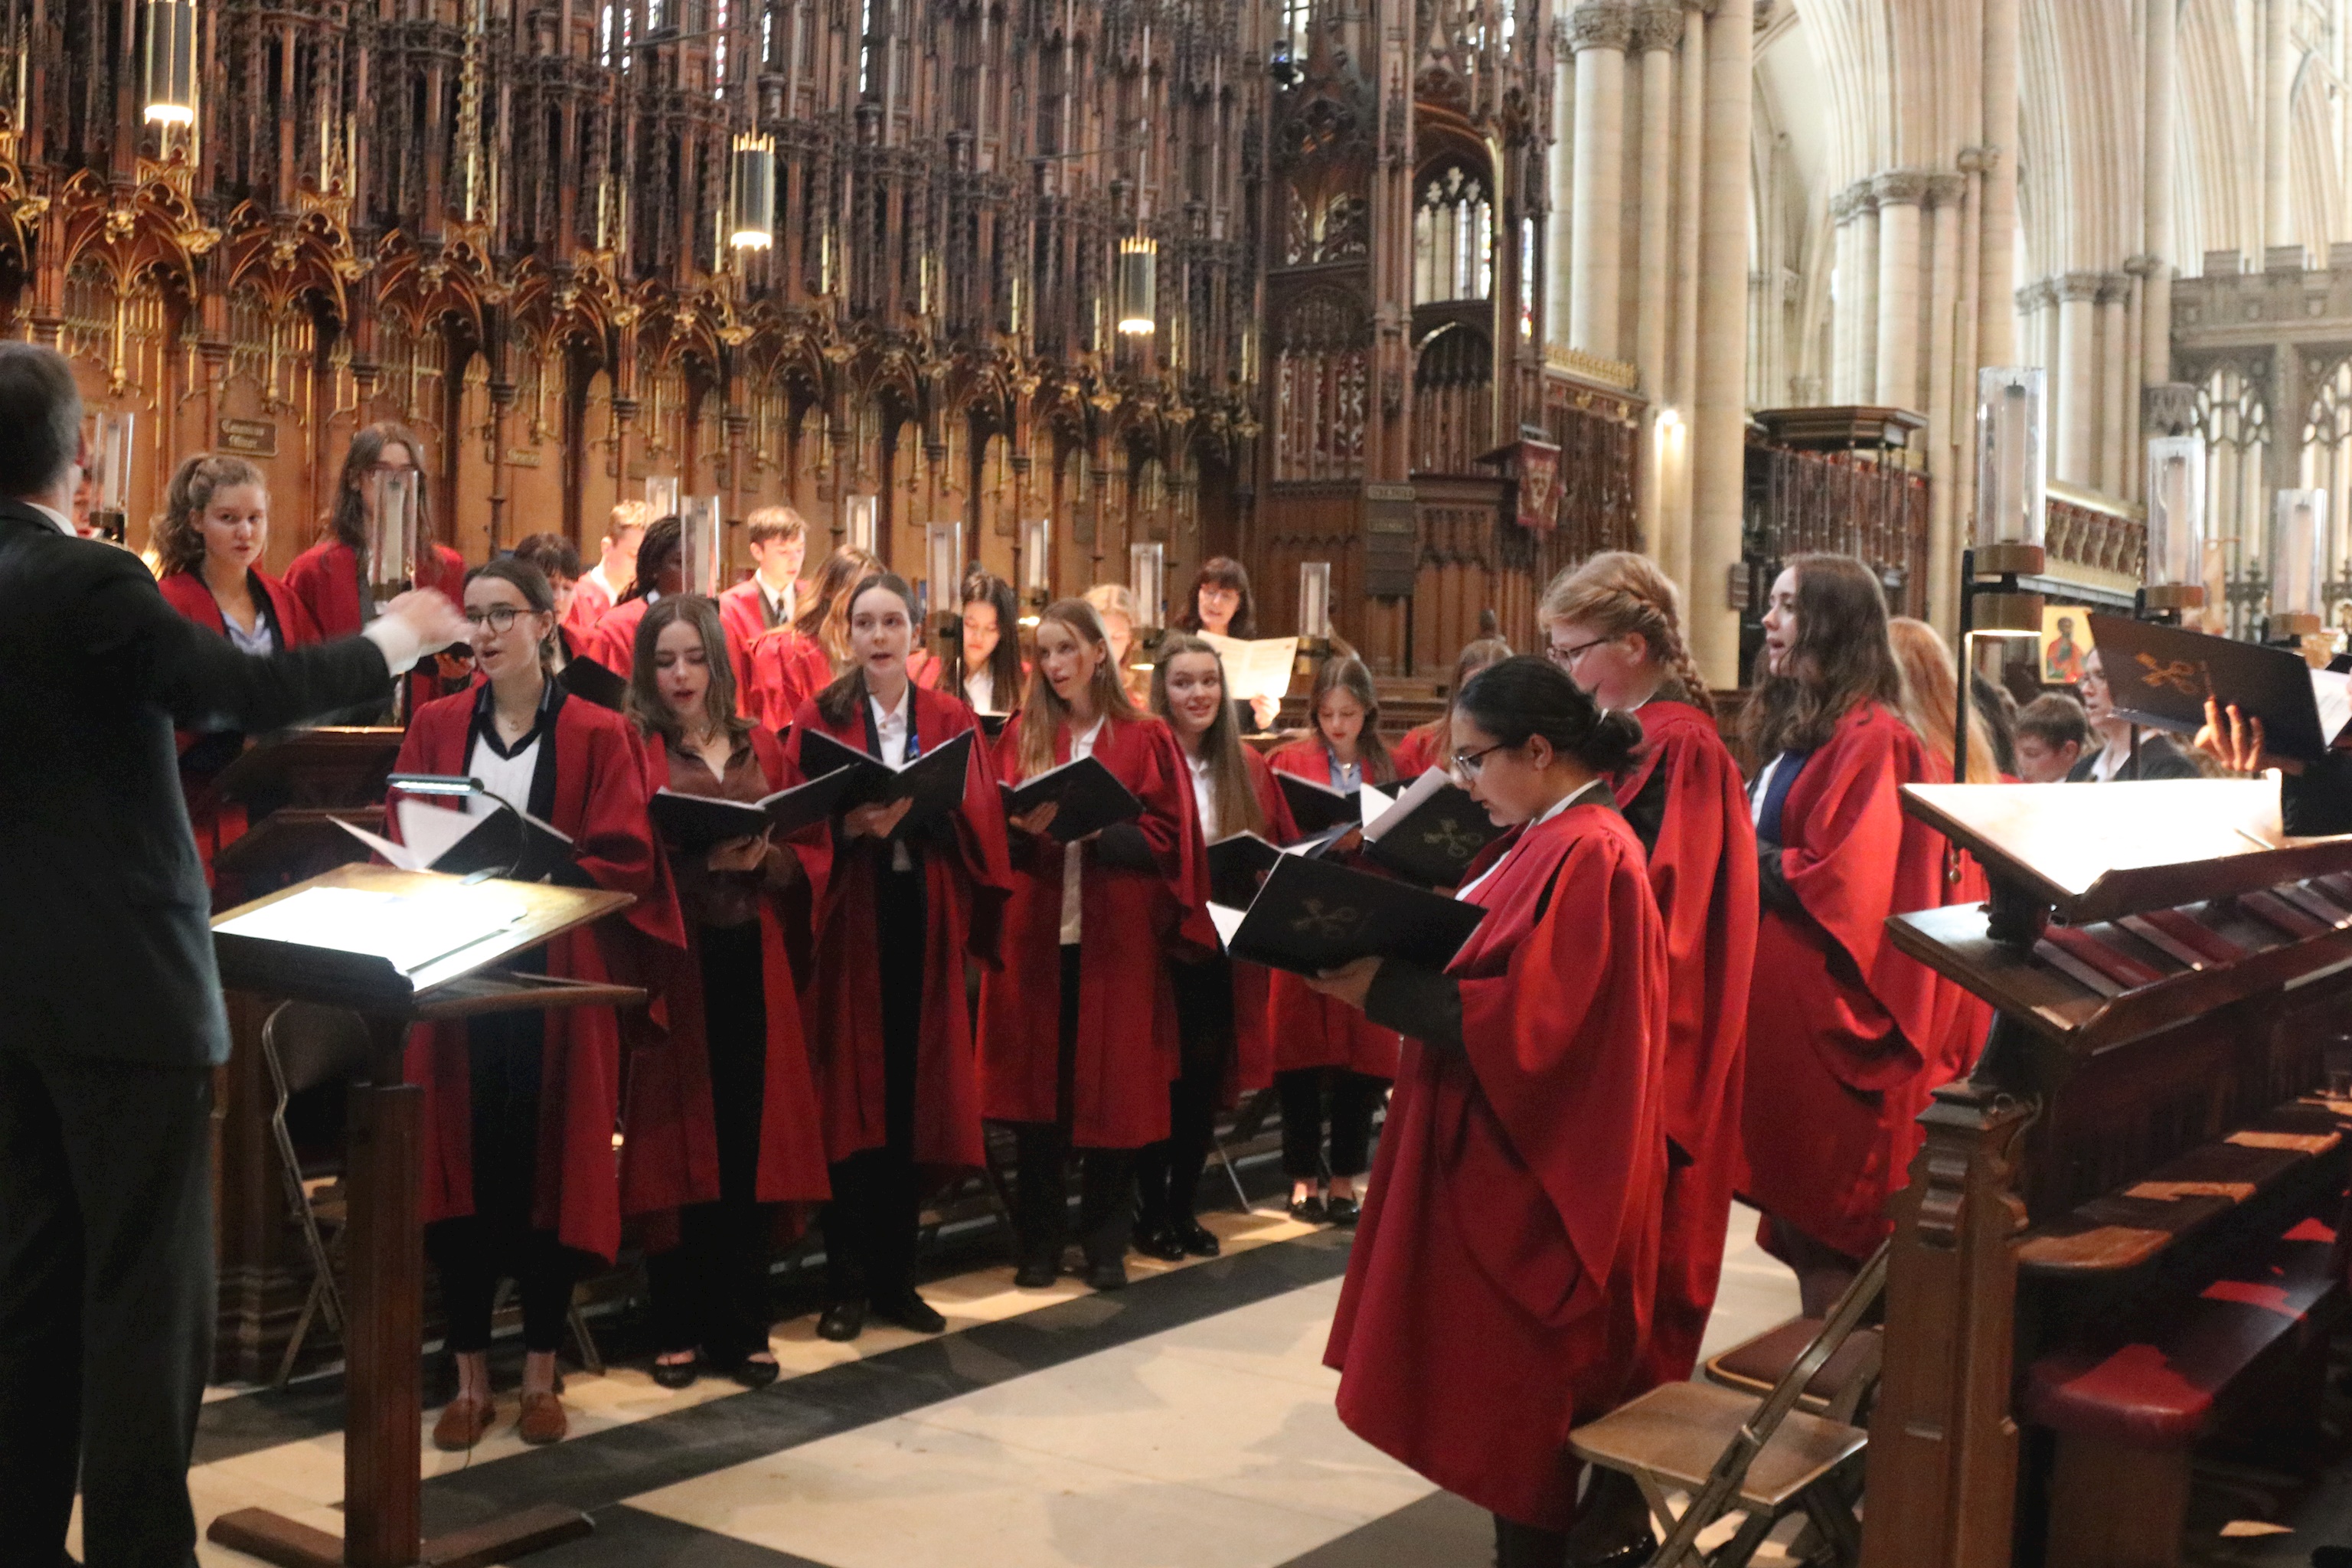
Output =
[
  {"x1": 2313, "y1": 668, "x2": 2352, "y2": 747},
  {"x1": 1356, "y1": 782, "x2": 1393, "y2": 828},
  {"x1": 1360, "y1": 768, "x2": 1455, "y2": 842},
  {"x1": 332, "y1": 816, "x2": 426, "y2": 873},
  {"x1": 1199, "y1": 633, "x2": 1299, "y2": 706},
  {"x1": 1207, "y1": 902, "x2": 1247, "y2": 950},
  {"x1": 216, "y1": 885, "x2": 527, "y2": 975},
  {"x1": 397, "y1": 798, "x2": 490, "y2": 867}
]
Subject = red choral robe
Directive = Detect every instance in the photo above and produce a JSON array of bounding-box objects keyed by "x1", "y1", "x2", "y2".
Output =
[
  {"x1": 742, "y1": 626, "x2": 834, "y2": 732},
  {"x1": 619, "y1": 727, "x2": 833, "y2": 1229},
  {"x1": 977, "y1": 712, "x2": 1211, "y2": 1149},
  {"x1": 565, "y1": 569, "x2": 615, "y2": 639},
  {"x1": 1326, "y1": 801, "x2": 1668, "y2": 1532},
  {"x1": 1388, "y1": 724, "x2": 1445, "y2": 779},
  {"x1": 1612, "y1": 699, "x2": 1759, "y2": 1390},
  {"x1": 158, "y1": 567, "x2": 324, "y2": 877},
  {"x1": 394, "y1": 689, "x2": 681, "y2": 1263},
  {"x1": 1265, "y1": 740, "x2": 1403, "y2": 1079},
  {"x1": 718, "y1": 577, "x2": 795, "y2": 710},
  {"x1": 590, "y1": 595, "x2": 653, "y2": 678},
  {"x1": 284, "y1": 536, "x2": 466, "y2": 710},
  {"x1": 786, "y1": 686, "x2": 1014, "y2": 1174},
  {"x1": 1223, "y1": 746, "x2": 1299, "y2": 1099},
  {"x1": 1740, "y1": 701, "x2": 1958, "y2": 1262}
]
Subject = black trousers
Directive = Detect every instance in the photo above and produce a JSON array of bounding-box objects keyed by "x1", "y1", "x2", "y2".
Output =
[
  {"x1": 1136, "y1": 957, "x2": 1232, "y2": 1231},
  {"x1": 1277, "y1": 1067, "x2": 1386, "y2": 1181},
  {"x1": 648, "y1": 922, "x2": 776, "y2": 1363},
  {"x1": 1008, "y1": 946, "x2": 1136, "y2": 1270},
  {"x1": 0, "y1": 1044, "x2": 213, "y2": 1568},
  {"x1": 1492, "y1": 1513, "x2": 1570, "y2": 1568},
  {"x1": 426, "y1": 1000, "x2": 579, "y2": 1355},
  {"x1": 824, "y1": 859, "x2": 926, "y2": 1302}
]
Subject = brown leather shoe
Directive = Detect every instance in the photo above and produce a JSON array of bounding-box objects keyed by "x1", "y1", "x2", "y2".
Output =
[
  {"x1": 431, "y1": 1394, "x2": 496, "y2": 1452},
  {"x1": 517, "y1": 1389, "x2": 569, "y2": 1445}
]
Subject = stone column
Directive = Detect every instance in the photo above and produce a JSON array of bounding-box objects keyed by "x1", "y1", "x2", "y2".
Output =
[
  {"x1": 1925, "y1": 175, "x2": 1965, "y2": 634},
  {"x1": 1688, "y1": 0, "x2": 1752, "y2": 684},
  {"x1": 2098, "y1": 275, "x2": 2129, "y2": 495},
  {"x1": 1854, "y1": 184, "x2": 1881, "y2": 401},
  {"x1": 2265, "y1": 0, "x2": 2294, "y2": 249},
  {"x1": 1978, "y1": 0, "x2": 2019, "y2": 367},
  {"x1": 1662, "y1": 0, "x2": 1707, "y2": 590},
  {"x1": 1568, "y1": 2, "x2": 1633, "y2": 361},
  {"x1": 1632, "y1": 2, "x2": 1680, "y2": 394},
  {"x1": 2056, "y1": 272, "x2": 2101, "y2": 485},
  {"x1": 1548, "y1": 18, "x2": 1576, "y2": 345},
  {"x1": 1829, "y1": 186, "x2": 1861, "y2": 400},
  {"x1": 1874, "y1": 170, "x2": 1927, "y2": 411},
  {"x1": 2144, "y1": 0, "x2": 2176, "y2": 387}
]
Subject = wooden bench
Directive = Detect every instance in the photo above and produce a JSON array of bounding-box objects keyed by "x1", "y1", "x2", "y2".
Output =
[{"x1": 2019, "y1": 1199, "x2": 2344, "y2": 1568}]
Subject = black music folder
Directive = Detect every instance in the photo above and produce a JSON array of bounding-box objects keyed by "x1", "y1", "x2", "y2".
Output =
[
  {"x1": 975, "y1": 710, "x2": 1011, "y2": 739},
  {"x1": 649, "y1": 765, "x2": 861, "y2": 855},
  {"x1": 1358, "y1": 771, "x2": 1504, "y2": 887},
  {"x1": 338, "y1": 799, "x2": 577, "y2": 883},
  {"x1": 1208, "y1": 851, "x2": 1487, "y2": 978},
  {"x1": 1276, "y1": 769, "x2": 1360, "y2": 835},
  {"x1": 798, "y1": 727, "x2": 976, "y2": 834},
  {"x1": 559, "y1": 655, "x2": 629, "y2": 711},
  {"x1": 998, "y1": 753, "x2": 1145, "y2": 842},
  {"x1": 1206, "y1": 831, "x2": 1285, "y2": 909},
  {"x1": 2086, "y1": 614, "x2": 2350, "y2": 763}
]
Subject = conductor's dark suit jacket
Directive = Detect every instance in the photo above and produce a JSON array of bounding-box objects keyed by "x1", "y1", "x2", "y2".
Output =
[{"x1": 0, "y1": 499, "x2": 393, "y2": 1067}]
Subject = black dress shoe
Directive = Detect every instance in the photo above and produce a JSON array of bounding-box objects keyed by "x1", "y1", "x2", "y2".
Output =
[
  {"x1": 1288, "y1": 1193, "x2": 1326, "y2": 1223},
  {"x1": 1325, "y1": 1194, "x2": 1361, "y2": 1227},
  {"x1": 1171, "y1": 1219, "x2": 1221, "y2": 1257},
  {"x1": 1572, "y1": 1530, "x2": 1658, "y2": 1568},
  {"x1": 1086, "y1": 1258, "x2": 1129, "y2": 1292},
  {"x1": 651, "y1": 1353, "x2": 701, "y2": 1389},
  {"x1": 1013, "y1": 1259, "x2": 1060, "y2": 1289},
  {"x1": 870, "y1": 1285, "x2": 948, "y2": 1334},
  {"x1": 816, "y1": 1298, "x2": 867, "y2": 1341},
  {"x1": 724, "y1": 1355, "x2": 781, "y2": 1389},
  {"x1": 1131, "y1": 1224, "x2": 1188, "y2": 1263}
]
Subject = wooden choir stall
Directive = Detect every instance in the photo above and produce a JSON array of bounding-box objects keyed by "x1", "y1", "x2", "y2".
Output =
[{"x1": 1863, "y1": 778, "x2": 2352, "y2": 1568}]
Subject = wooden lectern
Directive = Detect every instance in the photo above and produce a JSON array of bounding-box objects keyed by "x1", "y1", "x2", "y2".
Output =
[
  {"x1": 204, "y1": 864, "x2": 642, "y2": 1568},
  {"x1": 1860, "y1": 780, "x2": 2352, "y2": 1568}
]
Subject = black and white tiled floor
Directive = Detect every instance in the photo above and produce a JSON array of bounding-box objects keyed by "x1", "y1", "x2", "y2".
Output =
[{"x1": 94, "y1": 1204, "x2": 1805, "y2": 1568}]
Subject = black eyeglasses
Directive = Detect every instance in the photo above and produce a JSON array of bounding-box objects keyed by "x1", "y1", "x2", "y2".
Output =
[
  {"x1": 1547, "y1": 637, "x2": 1609, "y2": 668},
  {"x1": 1451, "y1": 741, "x2": 1512, "y2": 777},
  {"x1": 463, "y1": 605, "x2": 532, "y2": 632}
]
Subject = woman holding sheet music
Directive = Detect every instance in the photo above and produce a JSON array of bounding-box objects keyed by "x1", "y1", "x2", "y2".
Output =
[
  {"x1": 1266, "y1": 655, "x2": 1402, "y2": 1225},
  {"x1": 393, "y1": 557, "x2": 680, "y2": 1451},
  {"x1": 785, "y1": 573, "x2": 1013, "y2": 1341},
  {"x1": 980, "y1": 598, "x2": 1210, "y2": 1291},
  {"x1": 1541, "y1": 552, "x2": 1756, "y2": 1402},
  {"x1": 1141, "y1": 634, "x2": 1299, "y2": 1259},
  {"x1": 1312, "y1": 656, "x2": 1667, "y2": 1567},
  {"x1": 622, "y1": 596, "x2": 831, "y2": 1388}
]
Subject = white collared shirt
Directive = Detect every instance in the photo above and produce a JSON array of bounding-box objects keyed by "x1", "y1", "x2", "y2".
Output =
[
  {"x1": 24, "y1": 500, "x2": 73, "y2": 536},
  {"x1": 1187, "y1": 750, "x2": 1220, "y2": 843},
  {"x1": 1456, "y1": 776, "x2": 1611, "y2": 903},
  {"x1": 871, "y1": 688, "x2": 912, "y2": 767},
  {"x1": 761, "y1": 578, "x2": 795, "y2": 627},
  {"x1": 1059, "y1": 717, "x2": 1108, "y2": 945},
  {"x1": 965, "y1": 668, "x2": 995, "y2": 714}
]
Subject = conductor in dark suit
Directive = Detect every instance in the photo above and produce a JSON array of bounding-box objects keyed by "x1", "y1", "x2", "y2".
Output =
[{"x1": 0, "y1": 343, "x2": 468, "y2": 1568}]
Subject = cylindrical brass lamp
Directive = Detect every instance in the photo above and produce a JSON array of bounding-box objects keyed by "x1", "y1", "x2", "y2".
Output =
[{"x1": 144, "y1": 0, "x2": 198, "y2": 126}]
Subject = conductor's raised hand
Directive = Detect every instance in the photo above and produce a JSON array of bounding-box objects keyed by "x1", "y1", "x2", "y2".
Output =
[{"x1": 381, "y1": 587, "x2": 469, "y2": 652}]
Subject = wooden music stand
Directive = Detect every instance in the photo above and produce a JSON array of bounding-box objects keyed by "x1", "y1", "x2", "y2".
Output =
[
  {"x1": 204, "y1": 864, "x2": 642, "y2": 1568},
  {"x1": 205, "y1": 726, "x2": 407, "y2": 813}
]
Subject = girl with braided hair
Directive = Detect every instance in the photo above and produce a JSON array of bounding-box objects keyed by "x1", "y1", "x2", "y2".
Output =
[{"x1": 1539, "y1": 550, "x2": 1756, "y2": 1401}]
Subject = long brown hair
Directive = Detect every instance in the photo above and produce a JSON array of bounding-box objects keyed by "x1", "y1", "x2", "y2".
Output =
[
  {"x1": 1174, "y1": 554, "x2": 1257, "y2": 639},
  {"x1": 959, "y1": 569, "x2": 1025, "y2": 704},
  {"x1": 1017, "y1": 597, "x2": 1142, "y2": 779},
  {"x1": 1742, "y1": 554, "x2": 1905, "y2": 758},
  {"x1": 152, "y1": 452, "x2": 266, "y2": 577},
  {"x1": 1887, "y1": 616, "x2": 1998, "y2": 783},
  {"x1": 1152, "y1": 632, "x2": 1266, "y2": 839},
  {"x1": 1403, "y1": 635, "x2": 1511, "y2": 762},
  {"x1": 1309, "y1": 654, "x2": 1393, "y2": 784},
  {"x1": 1539, "y1": 550, "x2": 1713, "y2": 717},
  {"x1": 628, "y1": 594, "x2": 753, "y2": 748},
  {"x1": 813, "y1": 572, "x2": 920, "y2": 729},
  {"x1": 797, "y1": 544, "x2": 884, "y2": 666},
  {"x1": 328, "y1": 421, "x2": 431, "y2": 549}
]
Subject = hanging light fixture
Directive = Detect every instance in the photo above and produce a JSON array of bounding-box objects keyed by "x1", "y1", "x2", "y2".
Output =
[
  {"x1": 1116, "y1": 235, "x2": 1158, "y2": 336},
  {"x1": 144, "y1": 0, "x2": 198, "y2": 127},
  {"x1": 729, "y1": 132, "x2": 776, "y2": 250}
]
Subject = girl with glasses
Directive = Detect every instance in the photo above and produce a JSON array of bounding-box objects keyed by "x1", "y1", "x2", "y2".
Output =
[
  {"x1": 621, "y1": 596, "x2": 831, "y2": 1388},
  {"x1": 1310, "y1": 655, "x2": 1668, "y2": 1568},
  {"x1": 785, "y1": 573, "x2": 1013, "y2": 1340},
  {"x1": 1266, "y1": 655, "x2": 1400, "y2": 1225},
  {"x1": 391, "y1": 557, "x2": 679, "y2": 1451},
  {"x1": 1537, "y1": 552, "x2": 1754, "y2": 1413}
]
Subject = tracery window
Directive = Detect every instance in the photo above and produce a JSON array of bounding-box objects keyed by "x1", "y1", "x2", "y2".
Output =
[
  {"x1": 1273, "y1": 288, "x2": 1370, "y2": 482},
  {"x1": 1413, "y1": 163, "x2": 1491, "y2": 304}
]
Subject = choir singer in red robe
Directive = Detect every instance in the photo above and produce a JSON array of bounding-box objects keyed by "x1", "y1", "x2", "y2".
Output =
[
  {"x1": 1139, "y1": 634, "x2": 1298, "y2": 1258},
  {"x1": 1542, "y1": 550, "x2": 1756, "y2": 1405},
  {"x1": 394, "y1": 557, "x2": 678, "y2": 1451},
  {"x1": 586, "y1": 515, "x2": 682, "y2": 678},
  {"x1": 787, "y1": 572, "x2": 1012, "y2": 1341},
  {"x1": 1740, "y1": 554, "x2": 1954, "y2": 1315},
  {"x1": 1314, "y1": 655, "x2": 1667, "y2": 1568},
  {"x1": 623, "y1": 596, "x2": 831, "y2": 1389},
  {"x1": 979, "y1": 598, "x2": 1209, "y2": 1291}
]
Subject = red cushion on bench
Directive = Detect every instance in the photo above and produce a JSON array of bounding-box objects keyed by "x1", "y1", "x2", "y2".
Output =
[{"x1": 2022, "y1": 1217, "x2": 2340, "y2": 1449}]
